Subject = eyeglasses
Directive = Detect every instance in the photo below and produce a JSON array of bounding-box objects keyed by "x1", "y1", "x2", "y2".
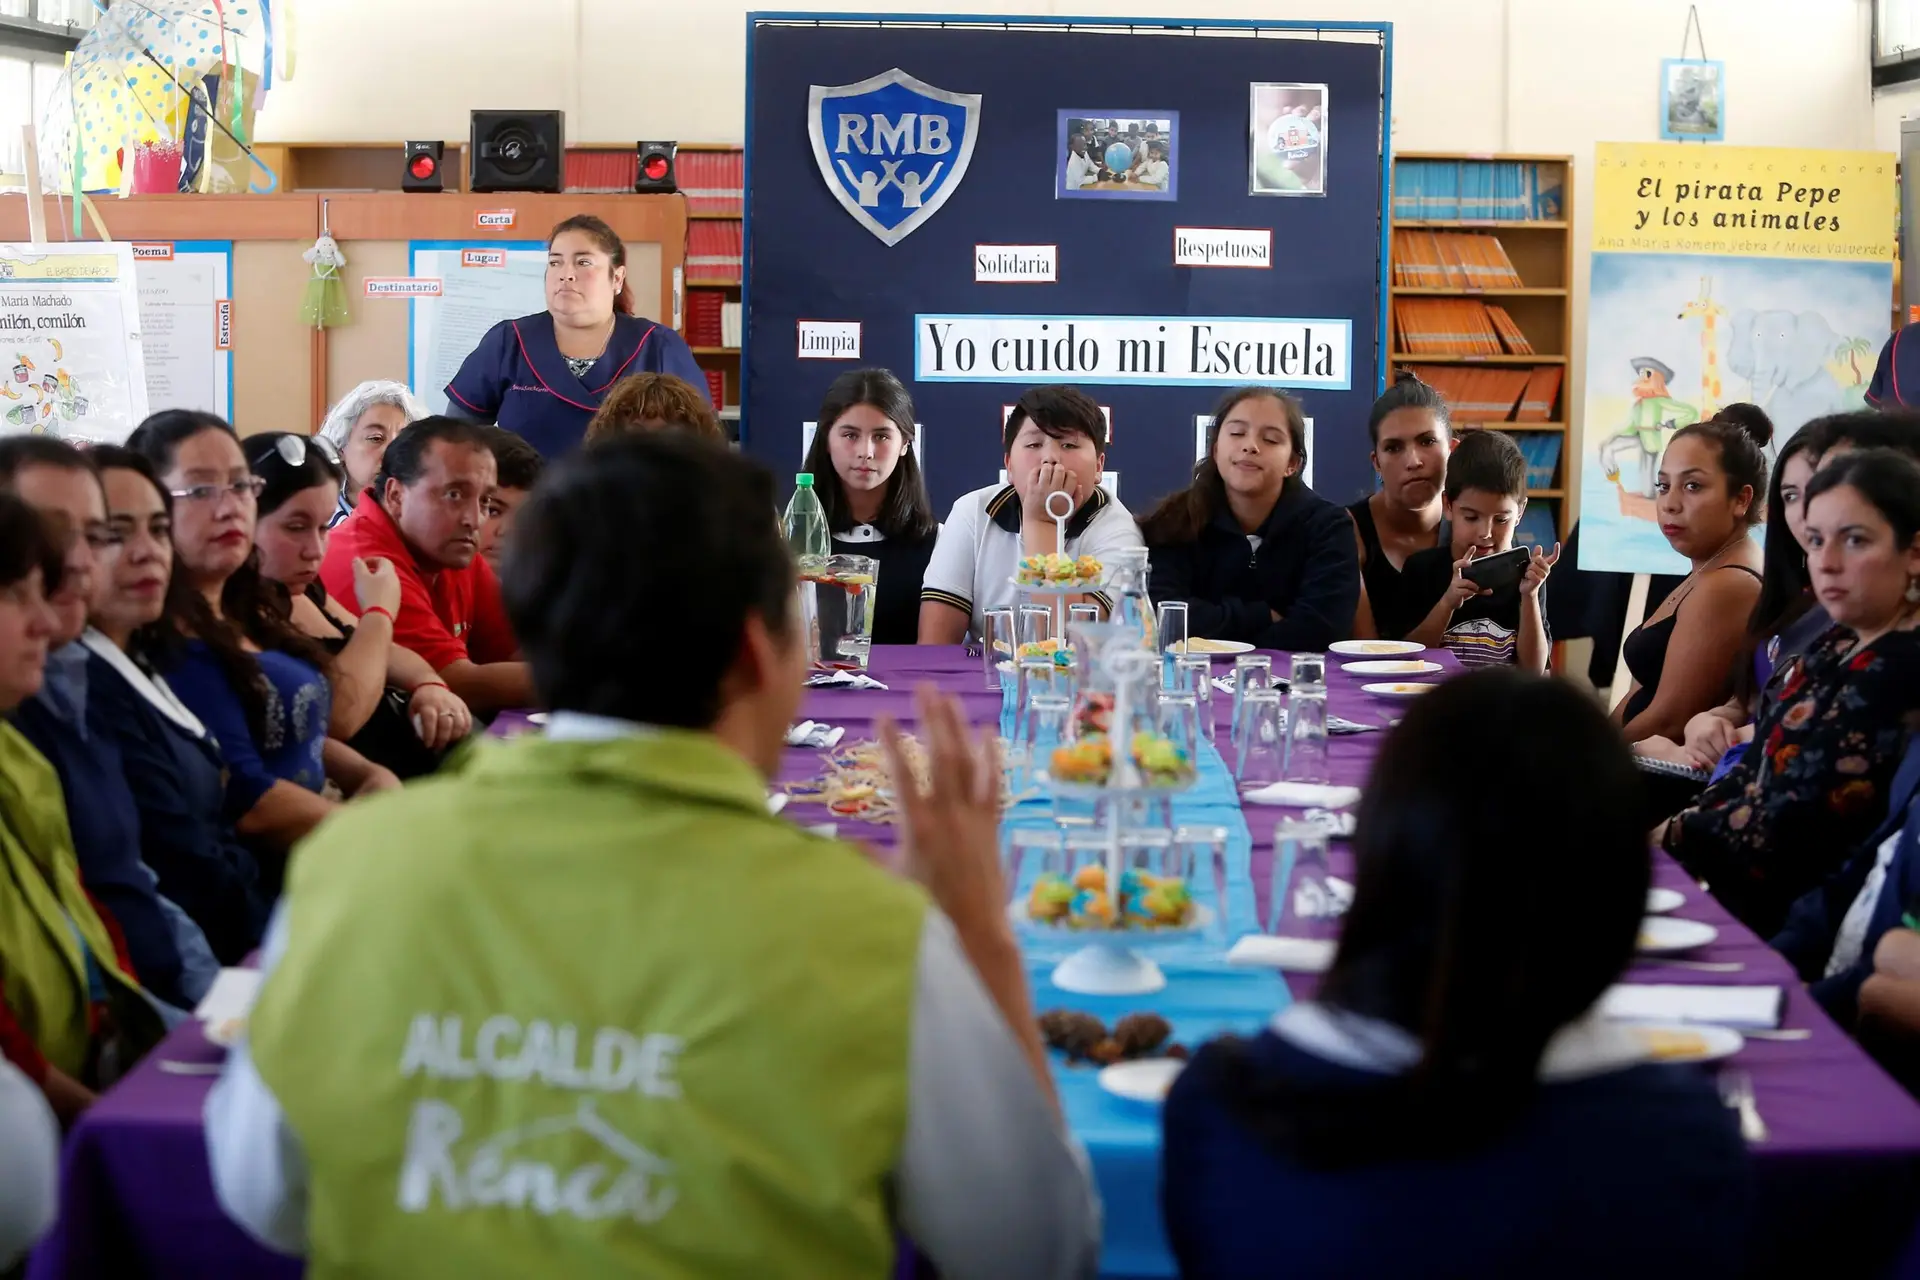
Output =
[{"x1": 168, "y1": 477, "x2": 266, "y2": 504}]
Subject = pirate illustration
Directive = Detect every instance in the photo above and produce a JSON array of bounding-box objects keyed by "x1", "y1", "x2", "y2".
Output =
[{"x1": 1601, "y1": 356, "x2": 1700, "y2": 501}]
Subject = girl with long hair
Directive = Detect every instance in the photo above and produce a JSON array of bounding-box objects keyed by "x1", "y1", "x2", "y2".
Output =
[
  {"x1": 1139, "y1": 385, "x2": 1358, "y2": 650},
  {"x1": 799, "y1": 368, "x2": 939, "y2": 645}
]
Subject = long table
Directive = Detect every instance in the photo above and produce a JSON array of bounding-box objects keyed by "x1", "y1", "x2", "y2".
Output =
[{"x1": 28, "y1": 645, "x2": 1920, "y2": 1279}]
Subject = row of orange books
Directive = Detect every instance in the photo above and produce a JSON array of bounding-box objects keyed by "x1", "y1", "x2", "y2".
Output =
[
  {"x1": 1394, "y1": 298, "x2": 1537, "y2": 356},
  {"x1": 1486, "y1": 305, "x2": 1533, "y2": 355},
  {"x1": 1391, "y1": 229, "x2": 1524, "y2": 289},
  {"x1": 1402, "y1": 364, "x2": 1563, "y2": 422}
]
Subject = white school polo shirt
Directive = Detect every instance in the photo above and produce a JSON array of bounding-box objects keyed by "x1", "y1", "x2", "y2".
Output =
[{"x1": 920, "y1": 483, "x2": 1144, "y2": 637}]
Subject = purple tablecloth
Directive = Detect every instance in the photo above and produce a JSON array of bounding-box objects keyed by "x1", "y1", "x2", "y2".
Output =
[{"x1": 30, "y1": 645, "x2": 1920, "y2": 1278}]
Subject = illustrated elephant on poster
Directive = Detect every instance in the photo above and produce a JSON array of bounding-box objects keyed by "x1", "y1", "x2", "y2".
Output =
[{"x1": 1726, "y1": 309, "x2": 1861, "y2": 440}]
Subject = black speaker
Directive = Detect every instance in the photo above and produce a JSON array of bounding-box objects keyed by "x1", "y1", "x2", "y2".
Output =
[
  {"x1": 635, "y1": 141, "x2": 678, "y2": 193},
  {"x1": 401, "y1": 140, "x2": 444, "y2": 193},
  {"x1": 469, "y1": 110, "x2": 565, "y2": 194}
]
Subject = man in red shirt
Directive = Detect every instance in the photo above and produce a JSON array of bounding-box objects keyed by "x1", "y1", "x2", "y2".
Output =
[{"x1": 322, "y1": 418, "x2": 532, "y2": 715}]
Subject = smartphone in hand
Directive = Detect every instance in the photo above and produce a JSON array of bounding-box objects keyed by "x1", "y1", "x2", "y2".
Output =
[{"x1": 1460, "y1": 546, "x2": 1532, "y2": 593}]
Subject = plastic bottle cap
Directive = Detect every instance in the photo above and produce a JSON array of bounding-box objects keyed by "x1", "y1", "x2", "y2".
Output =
[{"x1": 795, "y1": 473, "x2": 814, "y2": 487}]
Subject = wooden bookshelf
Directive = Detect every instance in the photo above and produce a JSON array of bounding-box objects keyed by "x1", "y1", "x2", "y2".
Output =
[
  {"x1": 1389, "y1": 151, "x2": 1575, "y2": 541},
  {"x1": 675, "y1": 143, "x2": 744, "y2": 418}
]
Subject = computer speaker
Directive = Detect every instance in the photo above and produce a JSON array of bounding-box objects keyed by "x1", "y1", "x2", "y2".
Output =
[
  {"x1": 470, "y1": 110, "x2": 565, "y2": 194},
  {"x1": 402, "y1": 140, "x2": 444, "y2": 193},
  {"x1": 635, "y1": 141, "x2": 678, "y2": 194}
]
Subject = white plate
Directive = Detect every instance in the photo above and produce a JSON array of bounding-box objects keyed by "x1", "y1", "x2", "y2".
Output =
[
  {"x1": 527, "y1": 711, "x2": 549, "y2": 726},
  {"x1": 1361, "y1": 682, "x2": 1437, "y2": 699},
  {"x1": 1621, "y1": 1021, "x2": 1744, "y2": 1065},
  {"x1": 1341, "y1": 659, "x2": 1444, "y2": 676},
  {"x1": 1098, "y1": 1057, "x2": 1187, "y2": 1105},
  {"x1": 1172, "y1": 638, "x2": 1255, "y2": 657},
  {"x1": 1225, "y1": 934, "x2": 1336, "y2": 972},
  {"x1": 1646, "y1": 887, "x2": 1686, "y2": 914},
  {"x1": 1637, "y1": 916, "x2": 1719, "y2": 954},
  {"x1": 1330, "y1": 640, "x2": 1427, "y2": 657}
]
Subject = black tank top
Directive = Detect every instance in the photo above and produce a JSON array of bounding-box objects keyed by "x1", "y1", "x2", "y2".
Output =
[
  {"x1": 1621, "y1": 564, "x2": 1763, "y2": 723},
  {"x1": 1349, "y1": 496, "x2": 1444, "y2": 641}
]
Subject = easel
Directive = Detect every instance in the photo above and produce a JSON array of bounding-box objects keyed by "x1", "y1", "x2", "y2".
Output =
[{"x1": 19, "y1": 126, "x2": 46, "y2": 248}]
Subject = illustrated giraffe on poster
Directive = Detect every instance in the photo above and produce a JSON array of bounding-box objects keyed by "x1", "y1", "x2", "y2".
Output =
[{"x1": 1677, "y1": 276, "x2": 1726, "y2": 419}]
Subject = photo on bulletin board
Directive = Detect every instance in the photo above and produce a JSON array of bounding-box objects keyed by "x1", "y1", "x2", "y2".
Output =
[
  {"x1": 1056, "y1": 111, "x2": 1179, "y2": 201},
  {"x1": 1660, "y1": 59, "x2": 1725, "y2": 142},
  {"x1": 1250, "y1": 83, "x2": 1328, "y2": 196}
]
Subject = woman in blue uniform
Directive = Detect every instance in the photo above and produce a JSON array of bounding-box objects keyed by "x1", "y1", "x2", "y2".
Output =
[{"x1": 444, "y1": 214, "x2": 709, "y2": 459}]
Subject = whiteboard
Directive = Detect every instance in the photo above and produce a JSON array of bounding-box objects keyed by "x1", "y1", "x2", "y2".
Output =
[
  {"x1": 407, "y1": 241, "x2": 548, "y2": 415},
  {"x1": 133, "y1": 241, "x2": 231, "y2": 422}
]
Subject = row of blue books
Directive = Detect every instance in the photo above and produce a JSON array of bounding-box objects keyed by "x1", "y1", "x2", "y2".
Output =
[
  {"x1": 1392, "y1": 161, "x2": 1565, "y2": 222},
  {"x1": 1515, "y1": 499, "x2": 1559, "y2": 551},
  {"x1": 1504, "y1": 430, "x2": 1564, "y2": 491}
]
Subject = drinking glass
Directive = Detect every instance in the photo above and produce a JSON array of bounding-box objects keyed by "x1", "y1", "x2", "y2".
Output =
[
  {"x1": 1023, "y1": 694, "x2": 1071, "y2": 789},
  {"x1": 799, "y1": 553, "x2": 879, "y2": 671},
  {"x1": 1289, "y1": 651, "x2": 1327, "y2": 691},
  {"x1": 1175, "y1": 824, "x2": 1230, "y2": 934},
  {"x1": 1270, "y1": 817, "x2": 1338, "y2": 939},
  {"x1": 1234, "y1": 690, "x2": 1286, "y2": 789},
  {"x1": 1015, "y1": 655, "x2": 1060, "y2": 744},
  {"x1": 1118, "y1": 828, "x2": 1186, "y2": 927},
  {"x1": 1230, "y1": 655, "x2": 1274, "y2": 757},
  {"x1": 1156, "y1": 601, "x2": 1190, "y2": 688},
  {"x1": 1284, "y1": 684, "x2": 1331, "y2": 784},
  {"x1": 1175, "y1": 654, "x2": 1216, "y2": 742},
  {"x1": 1018, "y1": 605, "x2": 1055, "y2": 650},
  {"x1": 981, "y1": 608, "x2": 1016, "y2": 691},
  {"x1": 1004, "y1": 826, "x2": 1065, "y2": 918},
  {"x1": 1156, "y1": 691, "x2": 1200, "y2": 765}
]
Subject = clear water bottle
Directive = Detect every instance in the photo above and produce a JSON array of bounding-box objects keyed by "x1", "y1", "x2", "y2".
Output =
[{"x1": 783, "y1": 473, "x2": 830, "y2": 572}]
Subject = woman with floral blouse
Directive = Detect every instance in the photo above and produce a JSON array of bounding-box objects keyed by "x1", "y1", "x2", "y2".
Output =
[{"x1": 1660, "y1": 449, "x2": 1920, "y2": 936}]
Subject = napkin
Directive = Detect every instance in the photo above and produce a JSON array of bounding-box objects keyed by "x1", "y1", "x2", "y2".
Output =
[
  {"x1": 1226, "y1": 935, "x2": 1336, "y2": 973},
  {"x1": 1241, "y1": 781, "x2": 1362, "y2": 809},
  {"x1": 806, "y1": 673, "x2": 890, "y2": 691},
  {"x1": 784, "y1": 721, "x2": 847, "y2": 749},
  {"x1": 194, "y1": 967, "x2": 263, "y2": 1026},
  {"x1": 1599, "y1": 983, "x2": 1785, "y2": 1030}
]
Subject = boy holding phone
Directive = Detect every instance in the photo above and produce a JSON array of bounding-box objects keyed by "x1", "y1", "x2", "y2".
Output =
[{"x1": 1400, "y1": 430, "x2": 1559, "y2": 672}]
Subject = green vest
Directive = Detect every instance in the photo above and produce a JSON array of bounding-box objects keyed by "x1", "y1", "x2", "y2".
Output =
[
  {"x1": 248, "y1": 730, "x2": 928, "y2": 1279},
  {"x1": 0, "y1": 721, "x2": 158, "y2": 1078}
]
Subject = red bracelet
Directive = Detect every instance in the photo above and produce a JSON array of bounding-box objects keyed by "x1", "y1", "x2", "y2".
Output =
[
  {"x1": 363, "y1": 605, "x2": 395, "y2": 624},
  {"x1": 413, "y1": 678, "x2": 448, "y2": 691}
]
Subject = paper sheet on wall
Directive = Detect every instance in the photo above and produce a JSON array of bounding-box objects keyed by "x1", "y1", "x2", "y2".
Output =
[
  {"x1": 407, "y1": 244, "x2": 549, "y2": 414},
  {"x1": 134, "y1": 244, "x2": 232, "y2": 420},
  {"x1": 0, "y1": 243, "x2": 149, "y2": 443}
]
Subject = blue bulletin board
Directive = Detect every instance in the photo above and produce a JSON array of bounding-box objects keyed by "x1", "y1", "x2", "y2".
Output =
[{"x1": 744, "y1": 14, "x2": 1392, "y2": 511}]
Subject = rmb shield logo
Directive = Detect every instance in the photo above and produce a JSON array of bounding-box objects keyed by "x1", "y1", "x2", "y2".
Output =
[{"x1": 808, "y1": 68, "x2": 981, "y2": 247}]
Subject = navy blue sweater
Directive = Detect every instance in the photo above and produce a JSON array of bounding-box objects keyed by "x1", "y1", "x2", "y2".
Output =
[
  {"x1": 85, "y1": 648, "x2": 269, "y2": 964},
  {"x1": 12, "y1": 654, "x2": 191, "y2": 1010},
  {"x1": 1163, "y1": 1031, "x2": 1751, "y2": 1279},
  {"x1": 1145, "y1": 485, "x2": 1360, "y2": 652}
]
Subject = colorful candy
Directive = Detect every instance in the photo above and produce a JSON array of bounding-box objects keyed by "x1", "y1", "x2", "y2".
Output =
[
  {"x1": 1022, "y1": 866, "x2": 1195, "y2": 930},
  {"x1": 1015, "y1": 552, "x2": 1104, "y2": 587},
  {"x1": 1046, "y1": 731, "x2": 1195, "y2": 788}
]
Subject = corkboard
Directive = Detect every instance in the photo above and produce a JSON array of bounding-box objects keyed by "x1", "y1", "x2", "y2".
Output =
[
  {"x1": 0, "y1": 193, "x2": 687, "y2": 434},
  {"x1": 324, "y1": 238, "x2": 664, "y2": 413}
]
